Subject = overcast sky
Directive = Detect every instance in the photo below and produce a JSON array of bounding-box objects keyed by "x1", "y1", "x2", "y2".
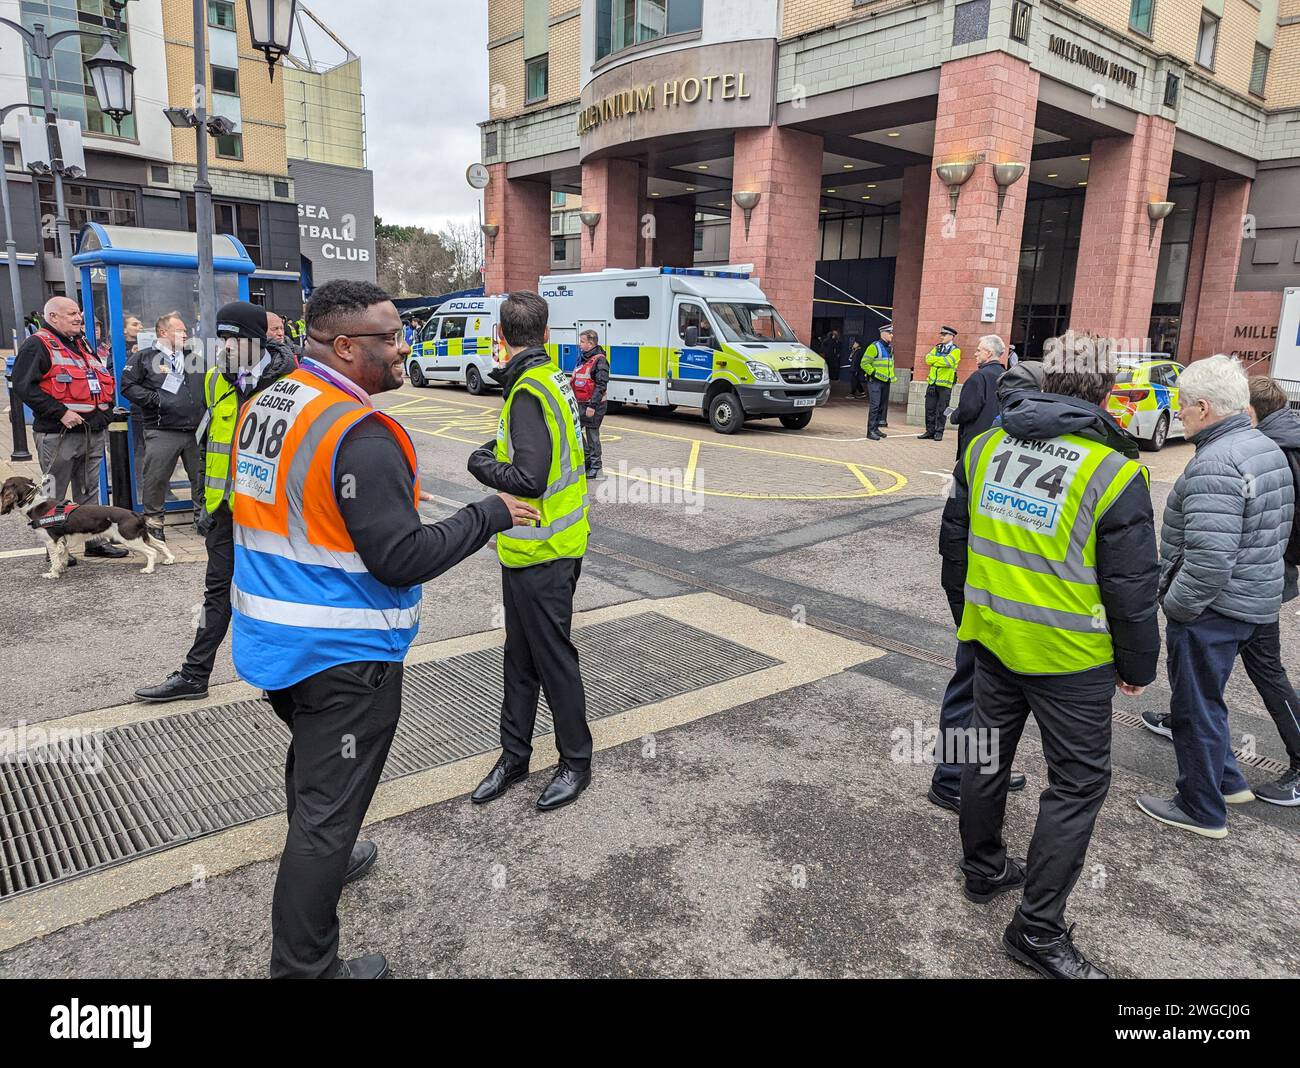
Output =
[{"x1": 308, "y1": 1, "x2": 488, "y2": 233}]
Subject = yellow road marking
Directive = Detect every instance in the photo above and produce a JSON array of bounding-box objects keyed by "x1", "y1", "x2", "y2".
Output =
[
  {"x1": 845, "y1": 463, "x2": 878, "y2": 493},
  {"x1": 684, "y1": 439, "x2": 701, "y2": 493}
]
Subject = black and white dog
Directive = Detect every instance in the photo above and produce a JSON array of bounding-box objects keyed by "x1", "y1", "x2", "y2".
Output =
[{"x1": 1, "y1": 476, "x2": 176, "y2": 579}]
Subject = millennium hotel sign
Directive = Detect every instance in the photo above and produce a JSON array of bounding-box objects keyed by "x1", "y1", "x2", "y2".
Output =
[{"x1": 577, "y1": 72, "x2": 753, "y2": 135}]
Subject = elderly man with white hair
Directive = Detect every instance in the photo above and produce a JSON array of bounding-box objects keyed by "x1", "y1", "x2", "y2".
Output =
[
  {"x1": 1138, "y1": 354, "x2": 1295, "y2": 838},
  {"x1": 949, "y1": 334, "x2": 1007, "y2": 462}
]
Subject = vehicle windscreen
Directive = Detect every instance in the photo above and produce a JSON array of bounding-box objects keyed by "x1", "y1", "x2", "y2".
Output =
[
  {"x1": 708, "y1": 302, "x2": 797, "y2": 343},
  {"x1": 1115, "y1": 369, "x2": 1136, "y2": 384}
]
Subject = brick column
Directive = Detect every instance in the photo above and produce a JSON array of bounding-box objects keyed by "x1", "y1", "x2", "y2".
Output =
[
  {"x1": 729, "y1": 124, "x2": 823, "y2": 346},
  {"x1": 1189, "y1": 178, "x2": 1252, "y2": 359},
  {"x1": 890, "y1": 163, "x2": 930, "y2": 372},
  {"x1": 482, "y1": 163, "x2": 551, "y2": 294},
  {"x1": 649, "y1": 201, "x2": 696, "y2": 268},
  {"x1": 1069, "y1": 114, "x2": 1177, "y2": 345},
  {"x1": 914, "y1": 53, "x2": 1039, "y2": 382},
  {"x1": 1175, "y1": 181, "x2": 1215, "y2": 359},
  {"x1": 580, "y1": 157, "x2": 641, "y2": 271}
]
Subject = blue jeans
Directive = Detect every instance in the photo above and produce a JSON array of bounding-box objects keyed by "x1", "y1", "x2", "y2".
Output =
[
  {"x1": 932, "y1": 640, "x2": 977, "y2": 793},
  {"x1": 1165, "y1": 609, "x2": 1254, "y2": 827}
]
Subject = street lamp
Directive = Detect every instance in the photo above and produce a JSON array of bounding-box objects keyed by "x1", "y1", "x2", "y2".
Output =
[
  {"x1": 85, "y1": 35, "x2": 136, "y2": 135},
  {"x1": 246, "y1": 0, "x2": 297, "y2": 82}
]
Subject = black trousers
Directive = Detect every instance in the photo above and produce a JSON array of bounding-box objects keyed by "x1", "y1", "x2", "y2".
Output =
[
  {"x1": 500, "y1": 557, "x2": 592, "y2": 771},
  {"x1": 181, "y1": 506, "x2": 234, "y2": 685},
  {"x1": 266, "y1": 660, "x2": 403, "y2": 978},
  {"x1": 925, "y1": 384, "x2": 952, "y2": 438},
  {"x1": 959, "y1": 650, "x2": 1113, "y2": 939},
  {"x1": 581, "y1": 406, "x2": 605, "y2": 473},
  {"x1": 1240, "y1": 619, "x2": 1300, "y2": 770},
  {"x1": 868, "y1": 378, "x2": 890, "y2": 434}
]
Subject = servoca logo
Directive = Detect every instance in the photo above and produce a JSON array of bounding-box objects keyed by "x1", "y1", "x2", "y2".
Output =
[{"x1": 50, "y1": 999, "x2": 152, "y2": 1048}]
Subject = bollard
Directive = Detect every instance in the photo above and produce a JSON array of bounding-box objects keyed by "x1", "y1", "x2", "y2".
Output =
[
  {"x1": 107, "y1": 411, "x2": 133, "y2": 509},
  {"x1": 5, "y1": 356, "x2": 32, "y2": 461}
]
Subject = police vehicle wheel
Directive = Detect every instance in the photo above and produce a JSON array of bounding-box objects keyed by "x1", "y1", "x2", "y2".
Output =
[
  {"x1": 408, "y1": 361, "x2": 427, "y2": 387},
  {"x1": 780, "y1": 412, "x2": 813, "y2": 430},
  {"x1": 708, "y1": 391, "x2": 743, "y2": 435},
  {"x1": 465, "y1": 366, "x2": 486, "y2": 395},
  {"x1": 1140, "y1": 412, "x2": 1169, "y2": 453}
]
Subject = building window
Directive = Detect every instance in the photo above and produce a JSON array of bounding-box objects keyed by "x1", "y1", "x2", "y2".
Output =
[
  {"x1": 1195, "y1": 11, "x2": 1219, "y2": 69},
  {"x1": 215, "y1": 133, "x2": 243, "y2": 160},
  {"x1": 150, "y1": 165, "x2": 170, "y2": 183},
  {"x1": 552, "y1": 191, "x2": 567, "y2": 208},
  {"x1": 188, "y1": 197, "x2": 262, "y2": 265},
  {"x1": 212, "y1": 65, "x2": 239, "y2": 95},
  {"x1": 596, "y1": 0, "x2": 703, "y2": 61},
  {"x1": 208, "y1": 0, "x2": 236, "y2": 29},
  {"x1": 21, "y1": 1, "x2": 136, "y2": 140},
  {"x1": 38, "y1": 180, "x2": 136, "y2": 256},
  {"x1": 1250, "y1": 44, "x2": 1270, "y2": 96},
  {"x1": 1128, "y1": 0, "x2": 1153, "y2": 36},
  {"x1": 525, "y1": 55, "x2": 548, "y2": 103},
  {"x1": 1149, "y1": 184, "x2": 1200, "y2": 355},
  {"x1": 274, "y1": 180, "x2": 290, "y2": 198}
]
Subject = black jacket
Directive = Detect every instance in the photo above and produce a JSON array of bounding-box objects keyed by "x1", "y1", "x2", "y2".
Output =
[
  {"x1": 120, "y1": 345, "x2": 206, "y2": 432},
  {"x1": 11, "y1": 329, "x2": 112, "y2": 434},
  {"x1": 467, "y1": 348, "x2": 554, "y2": 499},
  {"x1": 951, "y1": 360, "x2": 1004, "y2": 461},
  {"x1": 1255, "y1": 406, "x2": 1300, "y2": 602},
  {"x1": 939, "y1": 390, "x2": 1160, "y2": 687}
]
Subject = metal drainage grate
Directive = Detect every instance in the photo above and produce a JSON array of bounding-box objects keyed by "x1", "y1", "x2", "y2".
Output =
[{"x1": 0, "y1": 612, "x2": 778, "y2": 898}]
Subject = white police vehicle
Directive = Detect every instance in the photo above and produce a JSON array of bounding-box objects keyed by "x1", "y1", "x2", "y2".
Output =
[{"x1": 406, "y1": 296, "x2": 502, "y2": 395}]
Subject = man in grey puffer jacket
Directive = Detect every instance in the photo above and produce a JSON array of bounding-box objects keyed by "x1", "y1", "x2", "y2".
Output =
[{"x1": 1137, "y1": 356, "x2": 1295, "y2": 838}]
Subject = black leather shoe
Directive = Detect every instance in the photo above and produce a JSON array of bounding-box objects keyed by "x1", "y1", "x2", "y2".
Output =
[
  {"x1": 964, "y1": 856, "x2": 1027, "y2": 903},
  {"x1": 917, "y1": 432, "x2": 934, "y2": 440},
  {"x1": 928, "y1": 771, "x2": 1026, "y2": 813},
  {"x1": 332, "y1": 953, "x2": 389, "y2": 979},
  {"x1": 877, "y1": 430, "x2": 888, "y2": 438},
  {"x1": 84, "y1": 540, "x2": 129, "y2": 559},
  {"x1": 1003, "y1": 922, "x2": 1109, "y2": 979},
  {"x1": 344, "y1": 840, "x2": 378, "y2": 885},
  {"x1": 536, "y1": 764, "x2": 591, "y2": 812},
  {"x1": 135, "y1": 671, "x2": 209, "y2": 703},
  {"x1": 471, "y1": 755, "x2": 529, "y2": 804},
  {"x1": 867, "y1": 432, "x2": 883, "y2": 441}
]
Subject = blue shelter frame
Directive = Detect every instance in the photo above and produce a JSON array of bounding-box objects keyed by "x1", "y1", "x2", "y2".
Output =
[{"x1": 71, "y1": 224, "x2": 254, "y2": 512}]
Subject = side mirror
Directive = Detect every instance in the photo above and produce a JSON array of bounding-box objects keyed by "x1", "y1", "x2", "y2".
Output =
[{"x1": 684, "y1": 325, "x2": 699, "y2": 347}]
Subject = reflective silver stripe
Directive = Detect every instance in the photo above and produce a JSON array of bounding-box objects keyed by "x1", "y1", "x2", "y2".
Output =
[
  {"x1": 283, "y1": 400, "x2": 360, "y2": 546},
  {"x1": 231, "y1": 586, "x2": 419, "y2": 631},
  {"x1": 503, "y1": 499, "x2": 589, "y2": 540},
  {"x1": 64, "y1": 403, "x2": 97, "y2": 412},
  {"x1": 963, "y1": 585, "x2": 1102, "y2": 634},
  {"x1": 207, "y1": 441, "x2": 232, "y2": 456},
  {"x1": 519, "y1": 379, "x2": 577, "y2": 478},
  {"x1": 234, "y1": 524, "x2": 368, "y2": 573},
  {"x1": 969, "y1": 534, "x2": 1096, "y2": 587},
  {"x1": 543, "y1": 468, "x2": 584, "y2": 499},
  {"x1": 1065, "y1": 449, "x2": 1130, "y2": 564}
]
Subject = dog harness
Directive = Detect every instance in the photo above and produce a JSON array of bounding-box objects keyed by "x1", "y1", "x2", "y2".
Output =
[{"x1": 29, "y1": 502, "x2": 79, "y2": 531}]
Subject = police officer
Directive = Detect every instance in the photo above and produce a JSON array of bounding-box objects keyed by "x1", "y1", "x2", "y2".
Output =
[
  {"x1": 11, "y1": 296, "x2": 128, "y2": 560},
  {"x1": 862, "y1": 322, "x2": 895, "y2": 441},
  {"x1": 939, "y1": 335, "x2": 1159, "y2": 978},
  {"x1": 228, "y1": 280, "x2": 536, "y2": 978},
  {"x1": 571, "y1": 328, "x2": 609, "y2": 478},
  {"x1": 468, "y1": 290, "x2": 593, "y2": 813},
  {"x1": 134, "y1": 302, "x2": 297, "y2": 704},
  {"x1": 919, "y1": 326, "x2": 960, "y2": 441}
]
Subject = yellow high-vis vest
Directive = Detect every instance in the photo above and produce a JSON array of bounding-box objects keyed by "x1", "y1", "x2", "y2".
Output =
[
  {"x1": 494, "y1": 362, "x2": 590, "y2": 568},
  {"x1": 957, "y1": 427, "x2": 1147, "y2": 675},
  {"x1": 201, "y1": 367, "x2": 240, "y2": 514}
]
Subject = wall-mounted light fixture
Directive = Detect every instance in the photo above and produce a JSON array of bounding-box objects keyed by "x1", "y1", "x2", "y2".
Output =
[
  {"x1": 579, "y1": 210, "x2": 602, "y2": 249},
  {"x1": 991, "y1": 162, "x2": 1026, "y2": 223},
  {"x1": 732, "y1": 190, "x2": 761, "y2": 240},
  {"x1": 1146, "y1": 200, "x2": 1175, "y2": 246},
  {"x1": 481, "y1": 222, "x2": 500, "y2": 258},
  {"x1": 935, "y1": 161, "x2": 976, "y2": 218}
]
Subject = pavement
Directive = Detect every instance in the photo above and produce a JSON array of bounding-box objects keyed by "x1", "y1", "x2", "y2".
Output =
[{"x1": 0, "y1": 377, "x2": 1296, "y2": 979}]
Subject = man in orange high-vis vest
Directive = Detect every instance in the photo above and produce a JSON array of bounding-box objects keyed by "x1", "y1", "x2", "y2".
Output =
[{"x1": 230, "y1": 280, "x2": 538, "y2": 980}]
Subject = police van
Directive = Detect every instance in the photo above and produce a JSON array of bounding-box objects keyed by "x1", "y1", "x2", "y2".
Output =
[
  {"x1": 540, "y1": 266, "x2": 829, "y2": 433},
  {"x1": 406, "y1": 295, "x2": 502, "y2": 395}
]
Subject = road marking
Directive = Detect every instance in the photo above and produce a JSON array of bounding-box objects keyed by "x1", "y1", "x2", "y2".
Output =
[
  {"x1": 0, "y1": 547, "x2": 45, "y2": 560},
  {"x1": 845, "y1": 463, "x2": 877, "y2": 493},
  {"x1": 684, "y1": 439, "x2": 701, "y2": 492}
]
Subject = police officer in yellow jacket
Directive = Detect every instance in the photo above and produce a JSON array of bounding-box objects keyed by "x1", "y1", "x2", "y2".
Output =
[
  {"x1": 135, "y1": 302, "x2": 296, "y2": 704},
  {"x1": 920, "y1": 326, "x2": 961, "y2": 441},
  {"x1": 939, "y1": 339, "x2": 1159, "y2": 979},
  {"x1": 469, "y1": 291, "x2": 594, "y2": 812},
  {"x1": 862, "y1": 322, "x2": 895, "y2": 440}
]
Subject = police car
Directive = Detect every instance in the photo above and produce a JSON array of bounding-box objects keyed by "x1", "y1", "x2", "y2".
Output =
[
  {"x1": 1106, "y1": 356, "x2": 1185, "y2": 452},
  {"x1": 406, "y1": 296, "x2": 502, "y2": 395}
]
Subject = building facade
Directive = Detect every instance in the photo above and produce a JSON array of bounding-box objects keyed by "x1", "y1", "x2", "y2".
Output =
[{"x1": 480, "y1": 0, "x2": 1300, "y2": 387}]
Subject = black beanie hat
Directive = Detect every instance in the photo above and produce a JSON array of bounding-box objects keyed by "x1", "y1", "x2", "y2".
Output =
[{"x1": 216, "y1": 301, "x2": 268, "y2": 341}]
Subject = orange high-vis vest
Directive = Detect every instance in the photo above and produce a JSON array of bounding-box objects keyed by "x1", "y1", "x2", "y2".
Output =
[{"x1": 229, "y1": 364, "x2": 423, "y2": 691}]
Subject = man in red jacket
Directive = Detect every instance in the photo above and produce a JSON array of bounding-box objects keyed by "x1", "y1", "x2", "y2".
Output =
[{"x1": 571, "y1": 329, "x2": 609, "y2": 478}]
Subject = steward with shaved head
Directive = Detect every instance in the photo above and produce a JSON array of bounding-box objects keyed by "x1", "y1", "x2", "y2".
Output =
[{"x1": 11, "y1": 295, "x2": 128, "y2": 559}]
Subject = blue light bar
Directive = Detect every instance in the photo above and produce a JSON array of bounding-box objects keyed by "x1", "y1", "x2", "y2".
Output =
[{"x1": 660, "y1": 266, "x2": 751, "y2": 279}]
